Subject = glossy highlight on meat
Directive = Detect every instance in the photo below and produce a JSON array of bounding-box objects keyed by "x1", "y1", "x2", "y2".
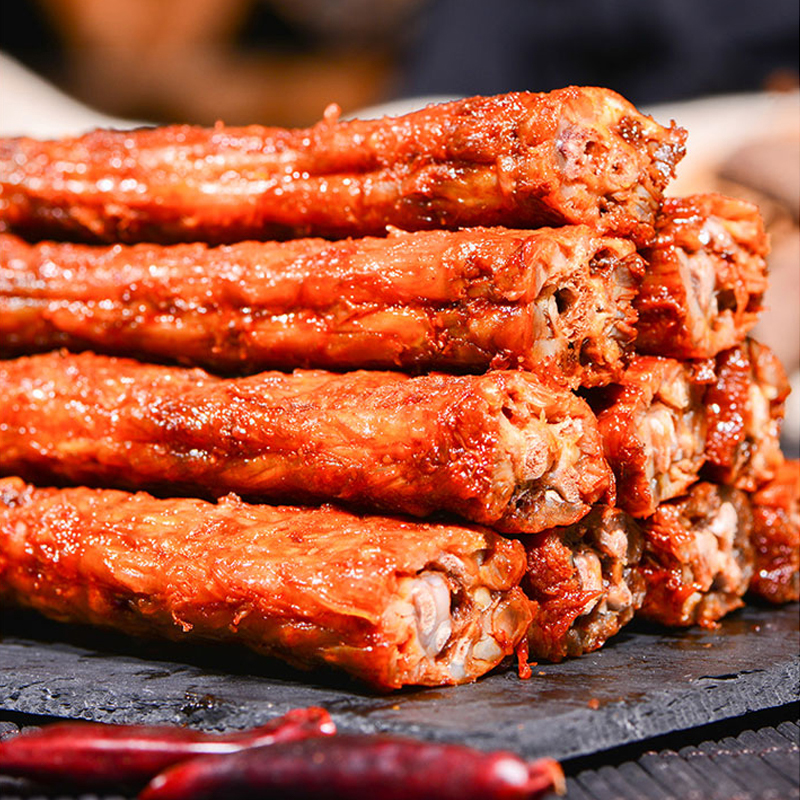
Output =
[
  {"x1": 0, "y1": 226, "x2": 644, "y2": 387},
  {"x1": 0, "y1": 478, "x2": 531, "y2": 690},
  {"x1": 702, "y1": 339, "x2": 789, "y2": 492},
  {"x1": 635, "y1": 193, "x2": 768, "y2": 359},
  {"x1": 637, "y1": 482, "x2": 754, "y2": 627},
  {"x1": 0, "y1": 88, "x2": 685, "y2": 246},
  {"x1": 748, "y1": 460, "x2": 800, "y2": 604},
  {"x1": 521, "y1": 506, "x2": 645, "y2": 662},
  {"x1": 589, "y1": 355, "x2": 713, "y2": 518},
  {"x1": 0, "y1": 351, "x2": 612, "y2": 533}
]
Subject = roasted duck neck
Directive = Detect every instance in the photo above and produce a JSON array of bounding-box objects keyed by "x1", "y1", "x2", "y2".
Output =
[
  {"x1": 638, "y1": 482, "x2": 754, "y2": 628},
  {"x1": 522, "y1": 506, "x2": 645, "y2": 662},
  {"x1": 0, "y1": 478, "x2": 531, "y2": 690},
  {"x1": 0, "y1": 353, "x2": 611, "y2": 534},
  {"x1": 393, "y1": 551, "x2": 532, "y2": 684}
]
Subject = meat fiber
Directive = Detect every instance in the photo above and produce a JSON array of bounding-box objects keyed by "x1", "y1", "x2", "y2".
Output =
[
  {"x1": 0, "y1": 226, "x2": 643, "y2": 387},
  {"x1": 0, "y1": 351, "x2": 611, "y2": 533},
  {"x1": 635, "y1": 193, "x2": 768, "y2": 359},
  {"x1": 0, "y1": 477, "x2": 531, "y2": 690},
  {"x1": 0, "y1": 88, "x2": 685, "y2": 246}
]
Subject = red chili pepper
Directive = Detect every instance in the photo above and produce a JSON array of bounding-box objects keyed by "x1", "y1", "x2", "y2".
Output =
[
  {"x1": 140, "y1": 734, "x2": 564, "y2": 800},
  {"x1": 0, "y1": 707, "x2": 334, "y2": 789}
]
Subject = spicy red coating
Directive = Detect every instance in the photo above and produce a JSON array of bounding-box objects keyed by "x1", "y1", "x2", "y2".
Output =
[
  {"x1": 0, "y1": 351, "x2": 611, "y2": 533},
  {"x1": 0, "y1": 88, "x2": 685, "y2": 246},
  {"x1": 0, "y1": 226, "x2": 643, "y2": 387},
  {"x1": 748, "y1": 460, "x2": 800, "y2": 604},
  {"x1": 0, "y1": 478, "x2": 530, "y2": 689}
]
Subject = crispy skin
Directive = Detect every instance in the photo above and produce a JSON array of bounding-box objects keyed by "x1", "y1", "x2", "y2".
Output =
[
  {"x1": 0, "y1": 227, "x2": 643, "y2": 387},
  {"x1": 590, "y1": 356, "x2": 712, "y2": 518},
  {"x1": 637, "y1": 482, "x2": 754, "y2": 627},
  {"x1": 521, "y1": 506, "x2": 644, "y2": 662},
  {"x1": 748, "y1": 460, "x2": 800, "y2": 604},
  {"x1": 0, "y1": 477, "x2": 531, "y2": 690},
  {"x1": 591, "y1": 342, "x2": 789, "y2": 516},
  {"x1": 635, "y1": 194, "x2": 768, "y2": 359},
  {"x1": 0, "y1": 88, "x2": 685, "y2": 246},
  {"x1": 703, "y1": 340, "x2": 789, "y2": 491},
  {"x1": 0, "y1": 351, "x2": 611, "y2": 533}
]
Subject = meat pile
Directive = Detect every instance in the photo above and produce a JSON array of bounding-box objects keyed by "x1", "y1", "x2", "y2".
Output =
[{"x1": 0, "y1": 87, "x2": 797, "y2": 690}]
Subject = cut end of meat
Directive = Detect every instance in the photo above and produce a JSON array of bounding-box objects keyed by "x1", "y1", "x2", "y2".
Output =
[
  {"x1": 592, "y1": 355, "x2": 710, "y2": 518},
  {"x1": 638, "y1": 482, "x2": 755, "y2": 627},
  {"x1": 522, "y1": 505, "x2": 645, "y2": 662},
  {"x1": 489, "y1": 373, "x2": 613, "y2": 533},
  {"x1": 748, "y1": 459, "x2": 800, "y2": 604},
  {"x1": 388, "y1": 539, "x2": 533, "y2": 688},
  {"x1": 553, "y1": 88, "x2": 687, "y2": 245},
  {"x1": 636, "y1": 193, "x2": 769, "y2": 359}
]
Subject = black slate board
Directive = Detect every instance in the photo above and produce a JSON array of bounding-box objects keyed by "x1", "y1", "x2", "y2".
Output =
[{"x1": 0, "y1": 603, "x2": 797, "y2": 762}]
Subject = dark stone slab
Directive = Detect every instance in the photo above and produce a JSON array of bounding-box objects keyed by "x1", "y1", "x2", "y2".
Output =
[{"x1": 0, "y1": 604, "x2": 797, "y2": 762}]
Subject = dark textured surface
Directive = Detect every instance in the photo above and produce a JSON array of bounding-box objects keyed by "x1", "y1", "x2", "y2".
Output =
[
  {"x1": 0, "y1": 712, "x2": 797, "y2": 799},
  {"x1": 564, "y1": 718, "x2": 800, "y2": 800},
  {"x1": 0, "y1": 603, "x2": 797, "y2": 763}
]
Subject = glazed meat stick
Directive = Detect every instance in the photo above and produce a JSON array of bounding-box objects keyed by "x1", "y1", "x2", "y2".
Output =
[
  {"x1": 521, "y1": 505, "x2": 645, "y2": 662},
  {"x1": 702, "y1": 339, "x2": 789, "y2": 492},
  {"x1": 0, "y1": 88, "x2": 685, "y2": 246},
  {"x1": 0, "y1": 351, "x2": 611, "y2": 533},
  {"x1": 590, "y1": 340, "x2": 789, "y2": 517},
  {"x1": 635, "y1": 193, "x2": 768, "y2": 359},
  {"x1": 0, "y1": 478, "x2": 531, "y2": 690},
  {"x1": 748, "y1": 459, "x2": 799, "y2": 604},
  {"x1": 0, "y1": 225, "x2": 643, "y2": 387},
  {"x1": 636, "y1": 482, "x2": 754, "y2": 628}
]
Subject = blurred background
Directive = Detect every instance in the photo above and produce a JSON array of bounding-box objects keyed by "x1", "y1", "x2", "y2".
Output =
[
  {"x1": 1, "y1": 0, "x2": 798, "y2": 127},
  {"x1": 0, "y1": 0, "x2": 799, "y2": 449}
]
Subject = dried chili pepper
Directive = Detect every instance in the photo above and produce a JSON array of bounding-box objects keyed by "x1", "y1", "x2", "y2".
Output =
[
  {"x1": 0, "y1": 707, "x2": 334, "y2": 789},
  {"x1": 140, "y1": 733, "x2": 564, "y2": 800}
]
